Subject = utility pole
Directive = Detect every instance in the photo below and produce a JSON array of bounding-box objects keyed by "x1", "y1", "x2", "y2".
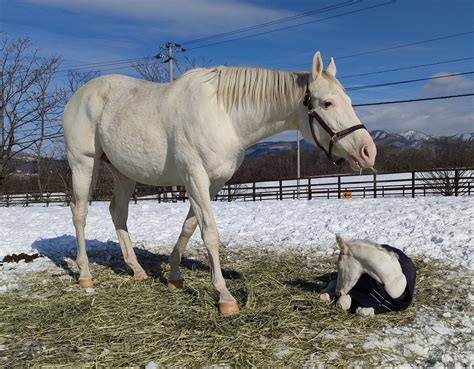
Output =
[
  {"x1": 155, "y1": 42, "x2": 186, "y2": 83},
  {"x1": 296, "y1": 127, "x2": 301, "y2": 200}
]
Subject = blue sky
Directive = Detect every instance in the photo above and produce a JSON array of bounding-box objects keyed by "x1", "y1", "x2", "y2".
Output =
[{"x1": 1, "y1": 0, "x2": 473, "y2": 138}]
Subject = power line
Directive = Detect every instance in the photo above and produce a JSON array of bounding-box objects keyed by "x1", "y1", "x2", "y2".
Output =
[
  {"x1": 339, "y1": 56, "x2": 474, "y2": 79},
  {"x1": 180, "y1": 1, "x2": 359, "y2": 45},
  {"x1": 346, "y1": 71, "x2": 474, "y2": 91},
  {"x1": 186, "y1": 1, "x2": 396, "y2": 51},
  {"x1": 279, "y1": 30, "x2": 474, "y2": 70},
  {"x1": 51, "y1": 2, "x2": 360, "y2": 73},
  {"x1": 353, "y1": 93, "x2": 474, "y2": 107}
]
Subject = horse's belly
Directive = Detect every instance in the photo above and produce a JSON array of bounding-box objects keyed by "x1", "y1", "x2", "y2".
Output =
[{"x1": 99, "y1": 117, "x2": 181, "y2": 186}]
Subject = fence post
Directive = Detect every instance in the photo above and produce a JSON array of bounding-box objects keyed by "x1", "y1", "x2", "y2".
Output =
[
  {"x1": 252, "y1": 182, "x2": 256, "y2": 201},
  {"x1": 26, "y1": 193, "x2": 29, "y2": 207},
  {"x1": 363, "y1": 188, "x2": 366, "y2": 198},
  {"x1": 402, "y1": 185, "x2": 405, "y2": 197},
  {"x1": 382, "y1": 186, "x2": 384, "y2": 197},
  {"x1": 373, "y1": 173, "x2": 377, "y2": 198},
  {"x1": 423, "y1": 184, "x2": 426, "y2": 197},
  {"x1": 327, "y1": 188, "x2": 330, "y2": 199},
  {"x1": 279, "y1": 180, "x2": 283, "y2": 200},
  {"x1": 134, "y1": 188, "x2": 138, "y2": 204},
  {"x1": 337, "y1": 176, "x2": 341, "y2": 199},
  {"x1": 308, "y1": 178, "x2": 312, "y2": 200},
  {"x1": 227, "y1": 184, "x2": 231, "y2": 202},
  {"x1": 412, "y1": 171, "x2": 415, "y2": 198},
  {"x1": 46, "y1": 192, "x2": 50, "y2": 207},
  {"x1": 6, "y1": 194, "x2": 10, "y2": 207},
  {"x1": 454, "y1": 169, "x2": 459, "y2": 196}
]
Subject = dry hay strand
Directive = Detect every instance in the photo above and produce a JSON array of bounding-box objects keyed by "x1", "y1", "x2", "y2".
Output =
[{"x1": 0, "y1": 247, "x2": 468, "y2": 368}]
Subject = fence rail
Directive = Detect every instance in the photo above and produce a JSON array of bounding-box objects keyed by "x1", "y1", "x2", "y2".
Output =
[{"x1": 1, "y1": 169, "x2": 472, "y2": 207}]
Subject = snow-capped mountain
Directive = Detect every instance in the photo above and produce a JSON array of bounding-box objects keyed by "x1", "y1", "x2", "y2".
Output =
[{"x1": 244, "y1": 130, "x2": 473, "y2": 158}]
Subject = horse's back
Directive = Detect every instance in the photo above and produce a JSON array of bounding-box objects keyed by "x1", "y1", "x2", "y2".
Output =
[{"x1": 63, "y1": 74, "x2": 164, "y2": 159}]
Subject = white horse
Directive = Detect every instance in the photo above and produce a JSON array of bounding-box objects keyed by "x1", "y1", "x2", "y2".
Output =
[
  {"x1": 320, "y1": 235, "x2": 415, "y2": 316},
  {"x1": 63, "y1": 52, "x2": 376, "y2": 315}
]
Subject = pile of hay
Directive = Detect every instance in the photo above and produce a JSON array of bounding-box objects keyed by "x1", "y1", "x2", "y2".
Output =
[{"x1": 0, "y1": 246, "x2": 468, "y2": 367}]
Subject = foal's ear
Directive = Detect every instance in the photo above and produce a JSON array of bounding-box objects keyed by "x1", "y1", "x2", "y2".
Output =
[
  {"x1": 335, "y1": 234, "x2": 350, "y2": 255},
  {"x1": 326, "y1": 57, "x2": 337, "y2": 77},
  {"x1": 312, "y1": 51, "x2": 323, "y2": 80}
]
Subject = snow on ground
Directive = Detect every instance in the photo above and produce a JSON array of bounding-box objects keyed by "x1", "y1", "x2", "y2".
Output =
[
  {"x1": 1, "y1": 196, "x2": 473, "y2": 268},
  {"x1": 1, "y1": 197, "x2": 473, "y2": 366}
]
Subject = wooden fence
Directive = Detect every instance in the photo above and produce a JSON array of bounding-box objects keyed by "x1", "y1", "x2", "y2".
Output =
[{"x1": 1, "y1": 169, "x2": 472, "y2": 207}]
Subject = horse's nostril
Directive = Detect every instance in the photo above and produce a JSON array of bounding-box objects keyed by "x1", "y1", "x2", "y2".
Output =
[
  {"x1": 360, "y1": 144, "x2": 375, "y2": 163},
  {"x1": 362, "y1": 146, "x2": 370, "y2": 159}
]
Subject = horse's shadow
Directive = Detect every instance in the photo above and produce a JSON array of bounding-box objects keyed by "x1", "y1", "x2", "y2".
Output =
[
  {"x1": 285, "y1": 272, "x2": 337, "y2": 293},
  {"x1": 33, "y1": 235, "x2": 242, "y2": 285},
  {"x1": 33, "y1": 235, "x2": 212, "y2": 284}
]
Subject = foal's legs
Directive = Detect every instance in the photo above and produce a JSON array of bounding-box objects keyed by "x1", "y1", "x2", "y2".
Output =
[
  {"x1": 168, "y1": 182, "x2": 223, "y2": 287},
  {"x1": 108, "y1": 165, "x2": 147, "y2": 279},
  {"x1": 183, "y1": 172, "x2": 238, "y2": 315},
  {"x1": 69, "y1": 155, "x2": 99, "y2": 288}
]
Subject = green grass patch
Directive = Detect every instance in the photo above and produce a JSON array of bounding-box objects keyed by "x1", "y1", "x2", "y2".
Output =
[{"x1": 0, "y1": 247, "x2": 469, "y2": 368}]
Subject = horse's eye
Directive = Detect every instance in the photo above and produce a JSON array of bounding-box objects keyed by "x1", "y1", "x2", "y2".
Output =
[{"x1": 324, "y1": 100, "x2": 333, "y2": 109}]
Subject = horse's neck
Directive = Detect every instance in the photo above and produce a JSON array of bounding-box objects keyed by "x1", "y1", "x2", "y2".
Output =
[
  {"x1": 356, "y1": 245, "x2": 407, "y2": 299},
  {"x1": 216, "y1": 68, "x2": 308, "y2": 148}
]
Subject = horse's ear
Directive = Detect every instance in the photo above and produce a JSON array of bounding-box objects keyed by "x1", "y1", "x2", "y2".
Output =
[
  {"x1": 312, "y1": 51, "x2": 323, "y2": 80},
  {"x1": 335, "y1": 234, "x2": 350, "y2": 255},
  {"x1": 327, "y1": 57, "x2": 337, "y2": 77}
]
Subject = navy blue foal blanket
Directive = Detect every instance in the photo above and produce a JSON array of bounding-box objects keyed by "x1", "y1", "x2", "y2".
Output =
[{"x1": 333, "y1": 244, "x2": 416, "y2": 314}]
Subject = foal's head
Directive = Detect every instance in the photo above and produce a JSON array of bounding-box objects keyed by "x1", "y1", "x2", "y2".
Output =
[
  {"x1": 301, "y1": 52, "x2": 376, "y2": 170},
  {"x1": 334, "y1": 234, "x2": 363, "y2": 296}
]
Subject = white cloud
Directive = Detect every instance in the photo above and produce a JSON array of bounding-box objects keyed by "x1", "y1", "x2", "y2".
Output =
[
  {"x1": 422, "y1": 72, "x2": 474, "y2": 96},
  {"x1": 28, "y1": 0, "x2": 293, "y2": 37},
  {"x1": 355, "y1": 72, "x2": 474, "y2": 136},
  {"x1": 357, "y1": 97, "x2": 473, "y2": 136}
]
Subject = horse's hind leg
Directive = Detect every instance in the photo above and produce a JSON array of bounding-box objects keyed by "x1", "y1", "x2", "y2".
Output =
[
  {"x1": 69, "y1": 155, "x2": 99, "y2": 288},
  {"x1": 108, "y1": 165, "x2": 147, "y2": 279}
]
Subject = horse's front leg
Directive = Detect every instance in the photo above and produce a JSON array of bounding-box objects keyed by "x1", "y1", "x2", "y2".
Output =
[
  {"x1": 168, "y1": 182, "x2": 225, "y2": 289},
  {"x1": 336, "y1": 294, "x2": 352, "y2": 311},
  {"x1": 319, "y1": 279, "x2": 337, "y2": 302},
  {"x1": 184, "y1": 170, "x2": 238, "y2": 316}
]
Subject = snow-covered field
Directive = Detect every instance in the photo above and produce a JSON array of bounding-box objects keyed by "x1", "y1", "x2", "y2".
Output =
[
  {"x1": 1, "y1": 197, "x2": 473, "y2": 268},
  {"x1": 1, "y1": 196, "x2": 473, "y2": 366}
]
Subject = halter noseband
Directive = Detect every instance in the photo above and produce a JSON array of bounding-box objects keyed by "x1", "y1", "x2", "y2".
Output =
[{"x1": 303, "y1": 83, "x2": 367, "y2": 166}]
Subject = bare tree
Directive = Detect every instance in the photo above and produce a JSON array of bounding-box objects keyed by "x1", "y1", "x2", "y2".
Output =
[
  {"x1": 64, "y1": 69, "x2": 99, "y2": 101},
  {"x1": 131, "y1": 58, "x2": 169, "y2": 83},
  {"x1": 0, "y1": 36, "x2": 61, "y2": 193}
]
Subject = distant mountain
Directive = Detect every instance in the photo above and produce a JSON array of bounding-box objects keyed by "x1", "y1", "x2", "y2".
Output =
[{"x1": 245, "y1": 130, "x2": 474, "y2": 158}]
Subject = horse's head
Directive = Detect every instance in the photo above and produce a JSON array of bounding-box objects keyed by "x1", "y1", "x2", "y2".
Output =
[
  {"x1": 334, "y1": 234, "x2": 363, "y2": 296},
  {"x1": 300, "y1": 52, "x2": 376, "y2": 171}
]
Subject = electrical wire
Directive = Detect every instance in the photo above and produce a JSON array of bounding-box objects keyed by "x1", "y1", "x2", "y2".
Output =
[
  {"x1": 353, "y1": 93, "x2": 474, "y2": 107},
  {"x1": 279, "y1": 31, "x2": 474, "y2": 70},
  {"x1": 179, "y1": 1, "x2": 359, "y2": 45},
  {"x1": 339, "y1": 56, "x2": 474, "y2": 79},
  {"x1": 346, "y1": 71, "x2": 474, "y2": 91},
  {"x1": 186, "y1": 1, "x2": 396, "y2": 51}
]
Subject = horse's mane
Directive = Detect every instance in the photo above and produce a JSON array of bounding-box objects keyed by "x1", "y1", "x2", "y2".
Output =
[
  {"x1": 181, "y1": 67, "x2": 308, "y2": 116},
  {"x1": 350, "y1": 239, "x2": 400, "y2": 261}
]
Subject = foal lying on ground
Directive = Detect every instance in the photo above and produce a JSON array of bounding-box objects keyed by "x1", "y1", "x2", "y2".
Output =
[{"x1": 320, "y1": 235, "x2": 416, "y2": 316}]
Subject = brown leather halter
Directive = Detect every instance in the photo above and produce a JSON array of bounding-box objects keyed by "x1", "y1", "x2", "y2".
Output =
[{"x1": 303, "y1": 83, "x2": 367, "y2": 165}]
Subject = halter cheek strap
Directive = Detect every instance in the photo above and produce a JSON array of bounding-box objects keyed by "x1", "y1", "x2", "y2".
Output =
[{"x1": 303, "y1": 84, "x2": 367, "y2": 166}]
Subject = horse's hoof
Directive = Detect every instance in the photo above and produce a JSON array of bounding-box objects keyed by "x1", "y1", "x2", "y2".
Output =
[
  {"x1": 167, "y1": 279, "x2": 184, "y2": 289},
  {"x1": 219, "y1": 302, "x2": 239, "y2": 316},
  {"x1": 78, "y1": 278, "x2": 94, "y2": 288},
  {"x1": 319, "y1": 293, "x2": 331, "y2": 302},
  {"x1": 134, "y1": 271, "x2": 148, "y2": 280}
]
